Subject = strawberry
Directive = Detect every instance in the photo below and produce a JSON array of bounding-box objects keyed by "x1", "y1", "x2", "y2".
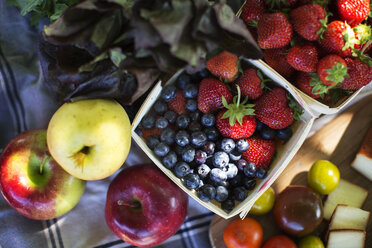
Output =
[
  {"x1": 255, "y1": 88, "x2": 294, "y2": 129},
  {"x1": 337, "y1": 0, "x2": 370, "y2": 27},
  {"x1": 317, "y1": 54, "x2": 349, "y2": 86},
  {"x1": 339, "y1": 57, "x2": 372, "y2": 90},
  {"x1": 290, "y1": 4, "x2": 327, "y2": 41},
  {"x1": 264, "y1": 47, "x2": 295, "y2": 78},
  {"x1": 206, "y1": 51, "x2": 238, "y2": 82},
  {"x1": 242, "y1": 137, "x2": 276, "y2": 168},
  {"x1": 257, "y1": 13, "x2": 293, "y2": 49},
  {"x1": 353, "y1": 24, "x2": 372, "y2": 54},
  {"x1": 167, "y1": 90, "x2": 187, "y2": 115},
  {"x1": 241, "y1": 0, "x2": 266, "y2": 24},
  {"x1": 142, "y1": 128, "x2": 162, "y2": 140},
  {"x1": 296, "y1": 72, "x2": 322, "y2": 99},
  {"x1": 236, "y1": 69, "x2": 268, "y2": 100},
  {"x1": 197, "y1": 78, "x2": 233, "y2": 113},
  {"x1": 286, "y1": 44, "x2": 319, "y2": 72}
]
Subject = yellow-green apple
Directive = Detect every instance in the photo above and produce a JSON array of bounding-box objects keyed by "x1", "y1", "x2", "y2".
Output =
[
  {"x1": 105, "y1": 164, "x2": 188, "y2": 247},
  {"x1": 0, "y1": 130, "x2": 86, "y2": 220},
  {"x1": 47, "y1": 99, "x2": 131, "y2": 180}
]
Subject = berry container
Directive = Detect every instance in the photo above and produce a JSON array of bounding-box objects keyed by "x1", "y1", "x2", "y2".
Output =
[{"x1": 131, "y1": 61, "x2": 316, "y2": 219}]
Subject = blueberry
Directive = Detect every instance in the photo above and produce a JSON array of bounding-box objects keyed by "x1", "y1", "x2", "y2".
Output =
[
  {"x1": 215, "y1": 186, "x2": 229, "y2": 202},
  {"x1": 146, "y1": 135, "x2": 160, "y2": 150},
  {"x1": 160, "y1": 128, "x2": 176, "y2": 145},
  {"x1": 229, "y1": 149, "x2": 241, "y2": 161},
  {"x1": 204, "y1": 127, "x2": 220, "y2": 141},
  {"x1": 186, "y1": 99, "x2": 198, "y2": 112},
  {"x1": 237, "y1": 159, "x2": 248, "y2": 171},
  {"x1": 236, "y1": 139, "x2": 249, "y2": 153},
  {"x1": 163, "y1": 151, "x2": 177, "y2": 169},
  {"x1": 191, "y1": 131, "x2": 207, "y2": 148},
  {"x1": 183, "y1": 84, "x2": 198, "y2": 98},
  {"x1": 223, "y1": 163, "x2": 238, "y2": 179},
  {"x1": 154, "y1": 142, "x2": 170, "y2": 157},
  {"x1": 182, "y1": 147, "x2": 195, "y2": 163},
  {"x1": 176, "y1": 130, "x2": 190, "y2": 147},
  {"x1": 141, "y1": 115, "x2": 155, "y2": 129},
  {"x1": 155, "y1": 117, "x2": 168, "y2": 129},
  {"x1": 220, "y1": 138, "x2": 236, "y2": 153},
  {"x1": 233, "y1": 187, "x2": 248, "y2": 201},
  {"x1": 175, "y1": 145, "x2": 184, "y2": 156},
  {"x1": 229, "y1": 173, "x2": 243, "y2": 187},
  {"x1": 195, "y1": 150, "x2": 207, "y2": 164},
  {"x1": 197, "y1": 68, "x2": 210, "y2": 79},
  {"x1": 201, "y1": 113, "x2": 216, "y2": 127},
  {"x1": 188, "y1": 121, "x2": 202, "y2": 132},
  {"x1": 256, "y1": 120, "x2": 264, "y2": 131},
  {"x1": 256, "y1": 168, "x2": 267, "y2": 179},
  {"x1": 176, "y1": 72, "x2": 192, "y2": 90},
  {"x1": 221, "y1": 199, "x2": 235, "y2": 213},
  {"x1": 164, "y1": 110, "x2": 177, "y2": 124},
  {"x1": 174, "y1": 162, "x2": 191, "y2": 178},
  {"x1": 153, "y1": 100, "x2": 167, "y2": 114},
  {"x1": 212, "y1": 151, "x2": 229, "y2": 168},
  {"x1": 203, "y1": 141, "x2": 216, "y2": 155},
  {"x1": 197, "y1": 184, "x2": 216, "y2": 202},
  {"x1": 244, "y1": 177, "x2": 256, "y2": 190},
  {"x1": 189, "y1": 110, "x2": 201, "y2": 122},
  {"x1": 176, "y1": 114, "x2": 190, "y2": 129},
  {"x1": 277, "y1": 126, "x2": 293, "y2": 141},
  {"x1": 183, "y1": 173, "x2": 200, "y2": 189},
  {"x1": 161, "y1": 85, "x2": 177, "y2": 102},
  {"x1": 197, "y1": 164, "x2": 211, "y2": 178},
  {"x1": 261, "y1": 125, "x2": 276, "y2": 140},
  {"x1": 243, "y1": 162, "x2": 257, "y2": 178},
  {"x1": 210, "y1": 179, "x2": 230, "y2": 188},
  {"x1": 210, "y1": 168, "x2": 227, "y2": 183}
]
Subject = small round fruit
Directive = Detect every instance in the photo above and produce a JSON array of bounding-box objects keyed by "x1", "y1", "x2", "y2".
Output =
[
  {"x1": 154, "y1": 142, "x2": 170, "y2": 157},
  {"x1": 161, "y1": 85, "x2": 177, "y2": 102},
  {"x1": 250, "y1": 187, "x2": 275, "y2": 215},
  {"x1": 141, "y1": 115, "x2": 155, "y2": 129},
  {"x1": 221, "y1": 199, "x2": 235, "y2": 213},
  {"x1": 262, "y1": 235, "x2": 296, "y2": 248},
  {"x1": 215, "y1": 186, "x2": 229, "y2": 202},
  {"x1": 183, "y1": 84, "x2": 198, "y2": 98},
  {"x1": 183, "y1": 173, "x2": 200, "y2": 189},
  {"x1": 308, "y1": 160, "x2": 340, "y2": 195},
  {"x1": 198, "y1": 184, "x2": 216, "y2": 202},
  {"x1": 223, "y1": 217, "x2": 263, "y2": 248},
  {"x1": 299, "y1": 235, "x2": 324, "y2": 248},
  {"x1": 233, "y1": 187, "x2": 248, "y2": 201},
  {"x1": 155, "y1": 117, "x2": 168, "y2": 129},
  {"x1": 201, "y1": 113, "x2": 216, "y2": 127},
  {"x1": 174, "y1": 162, "x2": 191, "y2": 178},
  {"x1": 153, "y1": 100, "x2": 168, "y2": 114},
  {"x1": 176, "y1": 114, "x2": 191, "y2": 129}
]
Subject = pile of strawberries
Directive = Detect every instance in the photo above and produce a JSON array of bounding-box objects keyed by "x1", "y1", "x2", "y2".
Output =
[{"x1": 240, "y1": 0, "x2": 372, "y2": 102}]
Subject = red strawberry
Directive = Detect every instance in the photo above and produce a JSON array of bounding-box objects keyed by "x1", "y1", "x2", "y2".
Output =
[
  {"x1": 255, "y1": 88, "x2": 294, "y2": 129},
  {"x1": 296, "y1": 72, "x2": 322, "y2": 99},
  {"x1": 241, "y1": 0, "x2": 266, "y2": 24},
  {"x1": 264, "y1": 47, "x2": 295, "y2": 78},
  {"x1": 339, "y1": 58, "x2": 372, "y2": 90},
  {"x1": 142, "y1": 128, "x2": 162, "y2": 140},
  {"x1": 216, "y1": 87, "x2": 256, "y2": 139},
  {"x1": 319, "y1": 21, "x2": 357, "y2": 57},
  {"x1": 167, "y1": 90, "x2": 187, "y2": 115},
  {"x1": 317, "y1": 54, "x2": 349, "y2": 86},
  {"x1": 257, "y1": 13, "x2": 293, "y2": 49},
  {"x1": 236, "y1": 69, "x2": 267, "y2": 100},
  {"x1": 286, "y1": 44, "x2": 319, "y2": 72},
  {"x1": 337, "y1": 0, "x2": 370, "y2": 27},
  {"x1": 197, "y1": 78, "x2": 233, "y2": 113},
  {"x1": 206, "y1": 51, "x2": 238, "y2": 82},
  {"x1": 242, "y1": 137, "x2": 276, "y2": 168},
  {"x1": 290, "y1": 4, "x2": 327, "y2": 41}
]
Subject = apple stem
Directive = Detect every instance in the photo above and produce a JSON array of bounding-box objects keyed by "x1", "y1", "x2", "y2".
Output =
[
  {"x1": 40, "y1": 153, "x2": 49, "y2": 174},
  {"x1": 117, "y1": 200, "x2": 141, "y2": 209}
]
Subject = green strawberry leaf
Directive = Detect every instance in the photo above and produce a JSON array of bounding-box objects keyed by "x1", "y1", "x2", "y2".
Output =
[
  {"x1": 325, "y1": 62, "x2": 349, "y2": 85},
  {"x1": 286, "y1": 94, "x2": 303, "y2": 121}
]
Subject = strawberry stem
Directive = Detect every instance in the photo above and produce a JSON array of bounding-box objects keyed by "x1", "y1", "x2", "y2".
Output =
[{"x1": 325, "y1": 62, "x2": 349, "y2": 86}]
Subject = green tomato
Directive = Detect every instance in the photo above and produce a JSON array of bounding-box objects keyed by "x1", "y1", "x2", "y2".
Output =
[
  {"x1": 250, "y1": 187, "x2": 275, "y2": 215},
  {"x1": 298, "y1": 235, "x2": 324, "y2": 248},
  {"x1": 308, "y1": 160, "x2": 340, "y2": 195}
]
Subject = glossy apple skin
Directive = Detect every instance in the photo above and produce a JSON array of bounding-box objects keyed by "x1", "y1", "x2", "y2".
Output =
[
  {"x1": 273, "y1": 185, "x2": 323, "y2": 237},
  {"x1": 105, "y1": 164, "x2": 188, "y2": 247},
  {"x1": 0, "y1": 130, "x2": 86, "y2": 220}
]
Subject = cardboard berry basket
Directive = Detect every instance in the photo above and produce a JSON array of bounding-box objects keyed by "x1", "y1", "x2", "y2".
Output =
[{"x1": 131, "y1": 63, "x2": 316, "y2": 219}]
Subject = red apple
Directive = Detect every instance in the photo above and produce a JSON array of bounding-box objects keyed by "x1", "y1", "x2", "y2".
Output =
[
  {"x1": 0, "y1": 130, "x2": 86, "y2": 220},
  {"x1": 105, "y1": 164, "x2": 188, "y2": 247}
]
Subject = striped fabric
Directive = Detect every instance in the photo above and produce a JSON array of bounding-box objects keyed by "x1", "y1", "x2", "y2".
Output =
[{"x1": 0, "y1": 1, "x2": 215, "y2": 247}]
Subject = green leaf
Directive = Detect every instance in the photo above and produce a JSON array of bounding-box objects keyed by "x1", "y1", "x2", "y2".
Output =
[
  {"x1": 50, "y1": 3, "x2": 69, "y2": 21},
  {"x1": 109, "y1": 48, "x2": 127, "y2": 67},
  {"x1": 20, "y1": 0, "x2": 43, "y2": 16},
  {"x1": 325, "y1": 62, "x2": 349, "y2": 85}
]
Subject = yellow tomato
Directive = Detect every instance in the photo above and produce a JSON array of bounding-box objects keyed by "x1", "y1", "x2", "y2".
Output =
[
  {"x1": 308, "y1": 160, "x2": 340, "y2": 195},
  {"x1": 249, "y1": 187, "x2": 275, "y2": 215},
  {"x1": 298, "y1": 235, "x2": 324, "y2": 248}
]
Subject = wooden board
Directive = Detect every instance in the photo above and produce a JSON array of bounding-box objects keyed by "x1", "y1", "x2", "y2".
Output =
[{"x1": 209, "y1": 95, "x2": 372, "y2": 248}]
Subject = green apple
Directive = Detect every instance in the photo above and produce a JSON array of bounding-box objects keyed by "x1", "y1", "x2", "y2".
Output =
[{"x1": 47, "y1": 99, "x2": 131, "y2": 180}]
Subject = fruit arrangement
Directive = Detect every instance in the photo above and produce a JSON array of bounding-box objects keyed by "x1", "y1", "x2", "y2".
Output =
[
  {"x1": 240, "y1": 0, "x2": 372, "y2": 107},
  {"x1": 135, "y1": 51, "x2": 306, "y2": 215}
]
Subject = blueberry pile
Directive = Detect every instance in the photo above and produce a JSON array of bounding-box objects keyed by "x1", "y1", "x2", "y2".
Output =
[
  {"x1": 137, "y1": 71, "x2": 274, "y2": 213},
  {"x1": 256, "y1": 120, "x2": 293, "y2": 141}
]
